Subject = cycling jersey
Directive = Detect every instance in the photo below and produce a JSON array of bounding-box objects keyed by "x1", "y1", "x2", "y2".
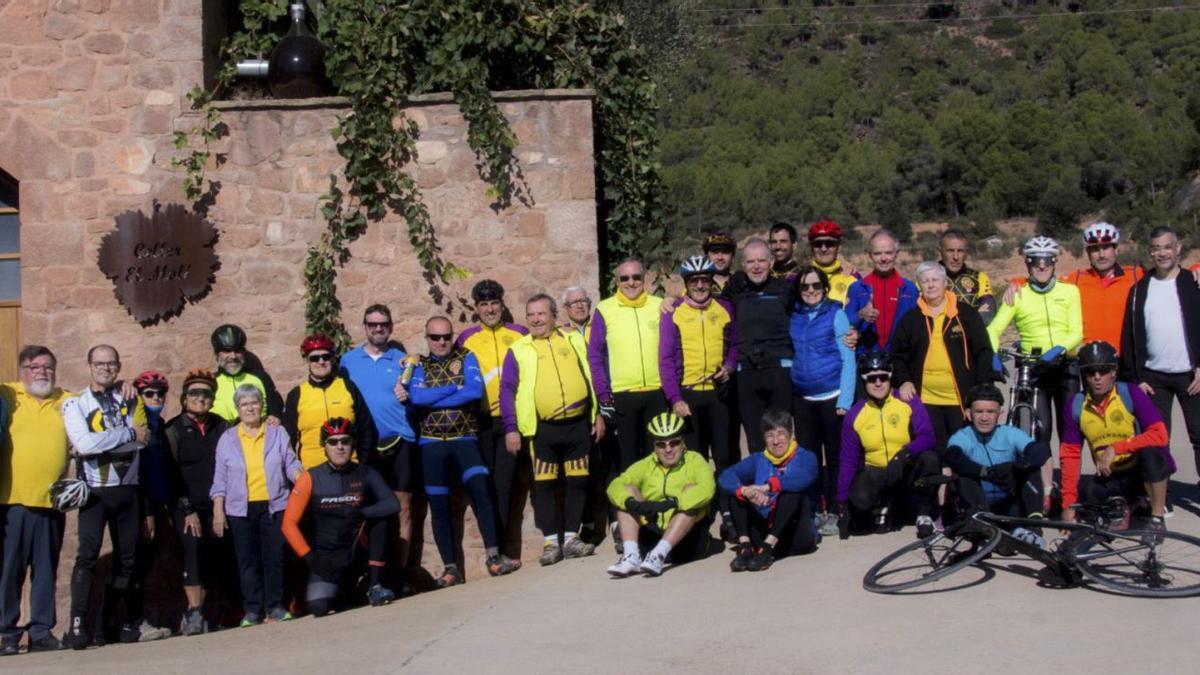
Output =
[
  {"x1": 281, "y1": 461, "x2": 398, "y2": 558},
  {"x1": 844, "y1": 272, "x2": 920, "y2": 352},
  {"x1": 456, "y1": 322, "x2": 528, "y2": 417},
  {"x1": 339, "y1": 344, "x2": 417, "y2": 443},
  {"x1": 163, "y1": 412, "x2": 229, "y2": 511},
  {"x1": 986, "y1": 280, "x2": 1083, "y2": 355},
  {"x1": 500, "y1": 329, "x2": 597, "y2": 435},
  {"x1": 946, "y1": 266, "x2": 994, "y2": 320},
  {"x1": 606, "y1": 450, "x2": 715, "y2": 530},
  {"x1": 282, "y1": 376, "x2": 373, "y2": 469},
  {"x1": 588, "y1": 291, "x2": 663, "y2": 400},
  {"x1": 408, "y1": 347, "x2": 483, "y2": 442},
  {"x1": 1059, "y1": 382, "x2": 1170, "y2": 509},
  {"x1": 1061, "y1": 265, "x2": 1142, "y2": 353},
  {"x1": 212, "y1": 371, "x2": 268, "y2": 423},
  {"x1": 658, "y1": 297, "x2": 736, "y2": 405},
  {"x1": 945, "y1": 424, "x2": 1036, "y2": 468},
  {"x1": 813, "y1": 259, "x2": 859, "y2": 306},
  {"x1": 836, "y1": 393, "x2": 935, "y2": 502},
  {"x1": 62, "y1": 387, "x2": 146, "y2": 488}
]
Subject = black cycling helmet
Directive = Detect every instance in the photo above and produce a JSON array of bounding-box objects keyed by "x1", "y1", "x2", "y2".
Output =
[
  {"x1": 1077, "y1": 340, "x2": 1118, "y2": 370},
  {"x1": 211, "y1": 324, "x2": 247, "y2": 352},
  {"x1": 472, "y1": 279, "x2": 504, "y2": 303},
  {"x1": 857, "y1": 350, "x2": 892, "y2": 376},
  {"x1": 967, "y1": 383, "x2": 1005, "y2": 406}
]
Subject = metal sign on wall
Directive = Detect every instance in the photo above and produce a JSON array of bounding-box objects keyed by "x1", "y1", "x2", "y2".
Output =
[{"x1": 98, "y1": 203, "x2": 219, "y2": 325}]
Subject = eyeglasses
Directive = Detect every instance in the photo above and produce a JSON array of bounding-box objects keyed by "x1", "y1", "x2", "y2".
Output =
[
  {"x1": 90, "y1": 361, "x2": 120, "y2": 370},
  {"x1": 426, "y1": 333, "x2": 453, "y2": 342},
  {"x1": 653, "y1": 438, "x2": 683, "y2": 450},
  {"x1": 185, "y1": 389, "x2": 214, "y2": 400},
  {"x1": 618, "y1": 274, "x2": 643, "y2": 283},
  {"x1": 21, "y1": 364, "x2": 55, "y2": 373},
  {"x1": 1082, "y1": 366, "x2": 1115, "y2": 377},
  {"x1": 797, "y1": 282, "x2": 824, "y2": 292},
  {"x1": 811, "y1": 240, "x2": 839, "y2": 250},
  {"x1": 565, "y1": 298, "x2": 591, "y2": 306},
  {"x1": 307, "y1": 353, "x2": 333, "y2": 363},
  {"x1": 325, "y1": 438, "x2": 353, "y2": 447},
  {"x1": 141, "y1": 390, "x2": 165, "y2": 400},
  {"x1": 365, "y1": 321, "x2": 392, "y2": 329},
  {"x1": 862, "y1": 373, "x2": 890, "y2": 384}
]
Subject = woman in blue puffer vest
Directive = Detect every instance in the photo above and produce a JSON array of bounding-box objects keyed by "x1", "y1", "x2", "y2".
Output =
[{"x1": 788, "y1": 266, "x2": 857, "y2": 535}]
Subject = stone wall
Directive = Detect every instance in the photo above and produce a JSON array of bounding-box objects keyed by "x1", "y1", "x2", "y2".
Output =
[{"x1": 1, "y1": 0, "x2": 600, "y2": 632}]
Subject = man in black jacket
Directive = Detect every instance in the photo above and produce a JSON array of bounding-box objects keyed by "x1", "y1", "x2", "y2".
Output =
[
  {"x1": 1119, "y1": 225, "x2": 1200, "y2": 479},
  {"x1": 891, "y1": 261, "x2": 994, "y2": 450},
  {"x1": 722, "y1": 238, "x2": 795, "y2": 453}
]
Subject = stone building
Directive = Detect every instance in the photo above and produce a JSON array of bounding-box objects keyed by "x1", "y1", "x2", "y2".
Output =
[{"x1": 0, "y1": 0, "x2": 601, "y2": 622}]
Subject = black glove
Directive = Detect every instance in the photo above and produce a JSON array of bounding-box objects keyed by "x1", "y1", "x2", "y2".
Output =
[
  {"x1": 889, "y1": 448, "x2": 911, "y2": 466},
  {"x1": 836, "y1": 502, "x2": 851, "y2": 540},
  {"x1": 646, "y1": 497, "x2": 678, "y2": 514},
  {"x1": 599, "y1": 400, "x2": 616, "y2": 421},
  {"x1": 624, "y1": 497, "x2": 652, "y2": 517},
  {"x1": 982, "y1": 462, "x2": 1015, "y2": 493},
  {"x1": 305, "y1": 550, "x2": 341, "y2": 580}
]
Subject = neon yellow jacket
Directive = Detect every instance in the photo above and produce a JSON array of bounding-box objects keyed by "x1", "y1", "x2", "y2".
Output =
[
  {"x1": 588, "y1": 291, "x2": 663, "y2": 399},
  {"x1": 456, "y1": 322, "x2": 528, "y2": 417},
  {"x1": 500, "y1": 329, "x2": 597, "y2": 436},
  {"x1": 986, "y1": 280, "x2": 1083, "y2": 354},
  {"x1": 607, "y1": 450, "x2": 715, "y2": 529}
]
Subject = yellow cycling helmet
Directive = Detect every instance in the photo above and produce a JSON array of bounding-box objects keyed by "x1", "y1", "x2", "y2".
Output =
[{"x1": 647, "y1": 412, "x2": 686, "y2": 439}]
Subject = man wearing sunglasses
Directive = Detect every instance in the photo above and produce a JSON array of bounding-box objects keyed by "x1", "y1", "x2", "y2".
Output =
[
  {"x1": 605, "y1": 413, "x2": 715, "y2": 577},
  {"x1": 806, "y1": 221, "x2": 859, "y2": 306},
  {"x1": 1060, "y1": 341, "x2": 1172, "y2": 529},
  {"x1": 129, "y1": 371, "x2": 173, "y2": 642},
  {"x1": 836, "y1": 351, "x2": 939, "y2": 539},
  {"x1": 282, "y1": 333, "x2": 375, "y2": 470},
  {"x1": 209, "y1": 324, "x2": 284, "y2": 426}
]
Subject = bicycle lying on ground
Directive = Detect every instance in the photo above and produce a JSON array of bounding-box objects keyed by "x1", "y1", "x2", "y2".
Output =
[{"x1": 863, "y1": 497, "x2": 1200, "y2": 598}]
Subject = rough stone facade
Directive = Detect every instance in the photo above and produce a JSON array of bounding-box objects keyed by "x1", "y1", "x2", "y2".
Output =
[{"x1": 1, "y1": 1, "x2": 599, "y2": 628}]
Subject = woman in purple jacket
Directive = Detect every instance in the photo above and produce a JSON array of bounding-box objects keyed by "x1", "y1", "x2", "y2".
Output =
[{"x1": 211, "y1": 384, "x2": 303, "y2": 626}]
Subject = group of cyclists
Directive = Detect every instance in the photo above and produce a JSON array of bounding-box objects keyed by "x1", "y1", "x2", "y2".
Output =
[{"x1": 1, "y1": 217, "x2": 1198, "y2": 655}]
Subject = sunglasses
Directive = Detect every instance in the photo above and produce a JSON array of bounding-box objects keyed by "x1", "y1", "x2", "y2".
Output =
[
  {"x1": 862, "y1": 373, "x2": 890, "y2": 384},
  {"x1": 325, "y1": 437, "x2": 353, "y2": 447},
  {"x1": 185, "y1": 388, "x2": 214, "y2": 400},
  {"x1": 618, "y1": 274, "x2": 643, "y2": 283},
  {"x1": 1025, "y1": 257, "x2": 1057, "y2": 267},
  {"x1": 1083, "y1": 366, "x2": 1115, "y2": 377},
  {"x1": 307, "y1": 353, "x2": 333, "y2": 363},
  {"x1": 811, "y1": 240, "x2": 839, "y2": 250},
  {"x1": 426, "y1": 333, "x2": 453, "y2": 342},
  {"x1": 798, "y1": 282, "x2": 824, "y2": 292},
  {"x1": 365, "y1": 321, "x2": 392, "y2": 329},
  {"x1": 653, "y1": 438, "x2": 683, "y2": 450},
  {"x1": 141, "y1": 389, "x2": 165, "y2": 400}
]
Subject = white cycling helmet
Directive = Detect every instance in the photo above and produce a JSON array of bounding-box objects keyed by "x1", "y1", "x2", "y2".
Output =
[
  {"x1": 679, "y1": 255, "x2": 716, "y2": 278},
  {"x1": 1022, "y1": 235, "x2": 1060, "y2": 259},
  {"x1": 49, "y1": 479, "x2": 89, "y2": 513},
  {"x1": 1082, "y1": 221, "x2": 1119, "y2": 246}
]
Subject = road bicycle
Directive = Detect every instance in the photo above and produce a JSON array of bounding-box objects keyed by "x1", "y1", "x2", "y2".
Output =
[
  {"x1": 863, "y1": 496, "x2": 1200, "y2": 598},
  {"x1": 997, "y1": 347, "x2": 1049, "y2": 438}
]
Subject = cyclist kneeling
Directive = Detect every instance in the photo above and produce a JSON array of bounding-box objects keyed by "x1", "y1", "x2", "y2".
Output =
[
  {"x1": 282, "y1": 418, "x2": 400, "y2": 615},
  {"x1": 606, "y1": 413, "x2": 716, "y2": 577},
  {"x1": 836, "y1": 351, "x2": 940, "y2": 539},
  {"x1": 944, "y1": 383, "x2": 1051, "y2": 519},
  {"x1": 1060, "y1": 341, "x2": 1173, "y2": 529},
  {"x1": 719, "y1": 409, "x2": 819, "y2": 572}
]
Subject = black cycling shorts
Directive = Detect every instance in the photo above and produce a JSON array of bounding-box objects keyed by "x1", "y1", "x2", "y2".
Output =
[{"x1": 374, "y1": 437, "x2": 422, "y2": 494}]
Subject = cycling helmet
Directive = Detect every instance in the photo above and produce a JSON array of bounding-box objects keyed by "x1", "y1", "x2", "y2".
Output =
[
  {"x1": 857, "y1": 350, "x2": 893, "y2": 376},
  {"x1": 50, "y1": 479, "x2": 89, "y2": 513},
  {"x1": 181, "y1": 368, "x2": 218, "y2": 391},
  {"x1": 1022, "y1": 236, "x2": 1060, "y2": 259},
  {"x1": 211, "y1": 324, "x2": 247, "y2": 352},
  {"x1": 967, "y1": 383, "x2": 1005, "y2": 406},
  {"x1": 471, "y1": 279, "x2": 505, "y2": 303},
  {"x1": 1082, "y1": 221, "x2": 1119, "y2": 246},
  {"x1": 133, "y1": 370, "x2": 168, "y2": 393},
  {"x1": 301, "y1": 333, "x2": 336, "y2": 356},
  {"x1": 320, "y1": 416, "x2": 354, "y2": 444},
  {"x1": 808, "y1": 220, "x2": 844, "y2": 241},
  {"x1": 1077, "y1": 340, "x2": 1118, "y2": 370},
  {"x1": 679, "y1": 255, "x2": 716, "y2": 278},
  {"x1": 702, "y1": 232, "x2": 737, "y2": 253},
  {"x1": 647, "y1": 412, "x2": 686, "y2": 439}
]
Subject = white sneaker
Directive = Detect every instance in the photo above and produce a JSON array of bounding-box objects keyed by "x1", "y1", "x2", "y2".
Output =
[
  {"x1": 639, "y1": 552, "x2": 666, "y2": 577},
  {"x1": 607, "y1": 553, "x2": 643, "y2": 578}
]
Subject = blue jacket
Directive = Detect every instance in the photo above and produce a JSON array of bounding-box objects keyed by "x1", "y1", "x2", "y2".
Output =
[
  {"x1": 945, "y1": 424, "x2": 1037, "y2": 469},
  {"x1": 789, "y1": 299, "x2": 856, "y2": 410},
  {"x1": 844, "y1": 274, "x2": 919, "y2": 353},
  {"x1": 718, "y1": 443, "x2": 818, "y2": 519}
]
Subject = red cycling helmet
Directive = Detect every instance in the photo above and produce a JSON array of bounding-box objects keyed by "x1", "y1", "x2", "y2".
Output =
[
  {"x1": 808, "y1": 220, "x2": 843, "y2": 241},
  {"x1": 320, "y1": 416, "x2": 353, "y2": 444},
  {"x1": 301, "y1": 333, "x2": 336, "y2": 356},
  {"x1": 133, "y1": 370, "x2": 169, "y2": 393}
]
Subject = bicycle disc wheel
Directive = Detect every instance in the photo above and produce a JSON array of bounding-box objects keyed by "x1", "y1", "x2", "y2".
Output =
[
  {"x1": 1070, "y1": 529, "x2": 1200, "y2": 598},
  {"x1": 863, "y1": 525, "x2": 1002, "y2": 593}
]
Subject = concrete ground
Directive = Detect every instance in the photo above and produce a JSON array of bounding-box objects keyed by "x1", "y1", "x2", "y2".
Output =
[{"x1": 14, "y1": 410, "x2": 1200, "y2": 674}]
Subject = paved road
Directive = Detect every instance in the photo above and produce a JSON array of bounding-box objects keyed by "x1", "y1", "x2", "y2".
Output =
[{"x1": 15, "y1": 412, "x2": 1200, "y2": 674}]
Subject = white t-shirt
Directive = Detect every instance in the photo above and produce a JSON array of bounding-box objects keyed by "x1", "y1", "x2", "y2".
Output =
[{"x1": 1145, "y1": 276, "x2": 1192, "y2": 373}]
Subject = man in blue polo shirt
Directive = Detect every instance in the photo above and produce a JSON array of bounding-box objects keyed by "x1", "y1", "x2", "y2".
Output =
[{"x1": 340, "y1": 304, "x2": 423, "y2": 592}]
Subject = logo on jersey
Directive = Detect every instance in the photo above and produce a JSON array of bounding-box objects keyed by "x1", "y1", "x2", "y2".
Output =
[
  {"x1": 960, "y1": 277, "x2": 976, "y2": 293},
  {"x1": 887, "y1": 413, "x2": 901, "y2": 427},
  {"x1": 450, "y1": 360, "x2": 462, "y2": 375},
  {"x1": 1109, "y1": 410, "x2": 1126, "y2": 425},
  {"x1": 558, "y1": 347, "x2": 571, "y2": 358}
]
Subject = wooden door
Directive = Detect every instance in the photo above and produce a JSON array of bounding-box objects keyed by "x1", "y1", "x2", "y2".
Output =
[{"x1": 0, "y1": 173, "x2": 20, "y2": 383}]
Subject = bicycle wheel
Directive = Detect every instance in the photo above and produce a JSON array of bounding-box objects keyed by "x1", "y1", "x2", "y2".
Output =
[
  {"x1": 863, "y1": 524, "x2": 1002, "y2": 593},
  {"x1": 1010, "y1": 403, "x2": 1036, "y2": 438},
  {"x1": 1070, "y1": 529, "x2": 1200, "y2": 598}
]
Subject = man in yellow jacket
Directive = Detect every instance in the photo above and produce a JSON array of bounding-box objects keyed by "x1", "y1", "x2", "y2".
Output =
[
  {"x1": 605, "y1": 413, "x2": 715, "y2": 577},
  {"x1": 500, "y1": 294, "x2": 605, "y2": 566}
]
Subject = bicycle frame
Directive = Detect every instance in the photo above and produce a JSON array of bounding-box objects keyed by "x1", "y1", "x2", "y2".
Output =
[{"x1": 999, "y1": 347, "x2": 1043, "y2": 438}]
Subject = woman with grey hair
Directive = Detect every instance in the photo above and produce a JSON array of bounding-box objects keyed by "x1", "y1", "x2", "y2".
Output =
[
  {"x1": 210, "y1": 384, "x2": 302, "y2": 626},
  {"x1": 890, "y1": 261, "x2": 994, "y2": 451}
]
